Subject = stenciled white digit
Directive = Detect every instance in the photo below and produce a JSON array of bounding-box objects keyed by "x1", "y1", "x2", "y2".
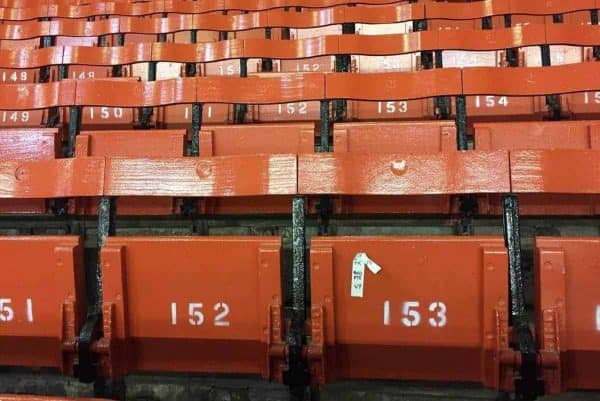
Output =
[
  {"x1": 0, "y1": 298, "x2": 14, "y2": 322},
  {"x1": 428, "y1": 302, "x2": 447, "y2": 327},
  {"x1": 213, "y1": 302, "x2": 230, "y2": 327},
  {"x1": 401, "y1": 301, "x2": 420, "y2": 327},
  {"x1": 188, "y1": 303, "x2": 204, "y2": 326}
]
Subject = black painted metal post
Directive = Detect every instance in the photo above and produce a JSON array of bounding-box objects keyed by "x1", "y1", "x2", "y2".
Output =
[
  {"x1": 39, "y1": 18, "x2": 60, "y2": 127},
  {"x1": 39, "y1": 17, "x2": 54, "y2": 84},
  {"x1": 318, "y1": 101, "x2": 331, "y2": 235},
  {"x1": 502, "y1": 196, "x2": 543, "y2": 401},
  {"x1": 455, "y1": 94, "x2": 474, "y2": 235},
  {"x1": 140, "y1": 19, "x2": 164, "y2": 128},
  {"x1": 282, "y1": 7, "x2": 291, "y2": 40},
  {"x1": 219, "y1": 10, "x2": 228, "y2": 41},
  {"x1": 66, "y1": 106, "x2": 82, "y2": 158},
  {"x1": 540, "y1": 44, "x2": 560, "y2": 119},
  {"x1": 592, "y1": 9, "x2": 600, "y2": 60},
  {"x1": 482, "y1": 16, "x2": 492, "y2": 30},
  {"x1": 186, "y1": 25, "x2": 202, "y2": 156},
  {"x1": 434, "y1": 53, "x2": 449, "y2": 119},
  {"x1": 186, "y1": 30, "x2": 198, "y2": 77},
  {"x1": 77, "y1": 196, "x2": 116, "y2": 385},
  {"x1": 112, "y1": 33, "x2": 125, "y2": 77},
  {"x1": 334, "y1": 14, "x2": 354, "y2": 122},
  {"x1": 262, "y1": 28, "x2": 274, "y2": 72},
  {"x1": 235, "y1": 58, "x2": 248, "y2": 123},
  {"x1": 455, "y1": 95, "x2": 468, "y2": 151},
  {"x1": 541, "y1": 15, "x2": 562, "y2": 119},
  {"x1": 287, "y1": 196, "x2": 309, "y2": 400},
  {"x1": 504, "y1": 15, "x2": 519, "y2": 67},
  {"x1": 320, "y1": 101, "x2": 330, "y2": 152},
  {"x1": 182, "y1": 72, "x2": 203, "y2": 215}
]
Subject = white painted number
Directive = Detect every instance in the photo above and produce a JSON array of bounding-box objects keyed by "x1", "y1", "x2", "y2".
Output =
[
  {"x1": 218, "y1": 64, "x2": 235, "y2": 76},
  {"x1": 596, "y1": 305, "x2": 600, "y2": 332},
  {"x1": 73, "y1": 71, "x2": 95, "y2": 79},
  {"x1": 89, "y1": 107, "x2": 124, "y2": 120},
  {"x1": 188, "y1": 303, "x2": 204, "y2": 326},
  {"x1": 184, "y1": 106, "x2": 213, "y2": 120},
  {"x1": 428, "y1": 302, "x2": 447, "y2": 327},
  {"x1": 383, "y1": 300, "x2": 391, "y2": 326},
  {"x1": 170, "y1": 302, "x2": 231, "y2": 327},
  {"x1": 26, "y1": 298, "x2": 33, "y2": 323},
  {"x1": 401, "y1": 301, "x2": 421, "y2": 327},
  {"x1": 1, "y1": 71, "x2": 27, "y2": 82},
  {"x1": 1, "y1": 111, "x2": 29, "y2": 123},
  {"x1": 475, "y1": 96, "x2": 508, "y2": 108},
  {"x1": 277, "y1": 102, "x2": 308, "y2": 115},
  {"x1": 386, "y1": 300, "x2": 447, "y2": 328},
  {"x1": 0, "y1": 298, "x2": 14, "y2": 322},
  {"x1": 377, "y1": 101, "x2": 408, "y2": 114},
  {"x1": 296, "y1": 63, "x2": 320, "y2": 72},
  {"x1": 213, "y1": 302, "x2": 230, "y2": 327},
  {"x1": 170, "y1": 302, "x2": 177, "y2": 325},
  {"x1": 583, "y1": 92, "x2": 600, "y2": 104}
]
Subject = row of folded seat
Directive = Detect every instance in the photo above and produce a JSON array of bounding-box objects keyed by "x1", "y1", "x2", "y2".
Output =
[
  {"x1": 1, "y1": 232, "x2": 598, "y2": 393},
  {"x1": 1, "y1": 120, "x2": 599, "y2": 216},
  {"x1": 0, "y1": 0, "x2": 599, "y2": 400},
  {"x1": 0, "y1": 93, "x2": 599, "y2": 127}
]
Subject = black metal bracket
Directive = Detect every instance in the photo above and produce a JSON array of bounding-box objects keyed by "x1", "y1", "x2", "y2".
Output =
[
  {"x1": 482, "y1": 16, "x2": 493, "y2": 30},
  {"x1": 284, "y1": 196, "x2": 310, "y2": 400},
  {"x1": 185, "y1": 30, "x2": 198, "y2": 77},
  {"x1": 66, "y1": 106, "x2": 82, "y2": 158},
  {"x1": 234, "y1": 58, "x2": 248, "y2": 124},
  {"x1": 455, "y1": 95, "x2": 468, "y2": 150},
  {"x1": 75, "y1": 309, "x2": 101, "y2": 383},
  {"x1": 455, "y1": 95, "x2": 474, "y2": 235},
  {"x1": 414, "y1": 18, "x2": 448, "y2": 120},
  {"x1": 503, "y1": 15, "x2": 519, "y2": 67},
  {"x1": 39, "y1": 18, "x2": 60, "y2": 128},
  {"x1": 39, "y1": 17, "x2": 54, "y2": 84},
  {"x1": 502, "y1": 195, "x2": 544, "y2": 401},
  {"x1": 181, "y1": 103, "x2": 203, "y2": 216},
  {"x1": 189, "y1": 103, "x2": 203, "y2": 157},
  {"x1": 319, "y1": 101, "x2": 330, "y2": 152},
  {"x1": 540, "y1": 45, "x2": 561, "y2": 119},
  {"x1": 591, "y1": 10, "x2": 600, "y2": 60},
  {"x1": 282, "y1": 8, "x2": 291, "y2": 40},
  {"x1": 456, "y1": 195, "x2": 477, "y2": 236},
  {"x1": 140, "y1": 29, "x2": 164, "y2": 128},
  {"x1": 112, "y1": 34, "x2": 125, "y2": 77},
  {"x1": 434, "y1": 52, "x2": 450, "y2": 119},
  {"x1": 261, "y1": 28, "x2": 274, "y2": 72},
  {"x1": 76, "y1": 197, "x2": 116, "y2": 384},
  {"x1": 414, "y1": 19, "x2": 433, "y2": 69},
  {"x1": 317, "y1": 100, "x2": 332, "y2": 236},
  {"x1": 333, "y1": 10, "x2": 355, "y2": 122},
  {"x1": 219, "y1": 10, "x2": 228, "y2": 40}
]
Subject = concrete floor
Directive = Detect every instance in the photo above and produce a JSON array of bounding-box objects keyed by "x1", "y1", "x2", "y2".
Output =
[{"x1": 2, "y1": 373, "x2": 600, "y2": 401}]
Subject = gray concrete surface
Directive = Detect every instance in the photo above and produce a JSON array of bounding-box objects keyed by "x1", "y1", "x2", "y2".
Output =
[{"x1": 2, "y1": 373, "x2": 600, "y2": 401}]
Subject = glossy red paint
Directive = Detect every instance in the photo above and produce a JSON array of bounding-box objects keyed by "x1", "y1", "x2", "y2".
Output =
[
  {"x1": 104, "y1": 154, "x2": 297, "y2": 197},
  {"x1": 0, "y1": 236, "x2": 85, "y2": 372},
  {"x1": 299, "y1": 151, "x2": 510, "y2": 195},
  {"x1": 309, "y1": 236, "x2": 513, "y2": 388},
  {"x1": 535, "y1": 237, "x2": 600, "y2": 393},
  {"x1": 100, "y1": 236, "x2": 285, "y2": 379}
]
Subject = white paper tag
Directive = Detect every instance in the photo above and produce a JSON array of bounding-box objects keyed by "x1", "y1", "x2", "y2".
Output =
[{"x1": 351, "y1": 252, "x2": 382, "y2": 298}]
